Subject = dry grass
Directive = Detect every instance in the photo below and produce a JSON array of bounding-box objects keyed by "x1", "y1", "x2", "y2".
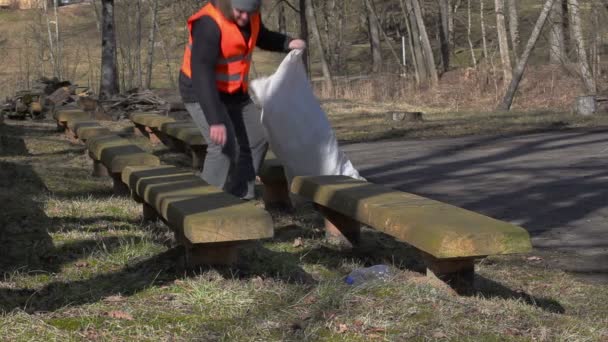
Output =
[{"x1": 1, "y1": 117, "x2": 608, "y2": 341}]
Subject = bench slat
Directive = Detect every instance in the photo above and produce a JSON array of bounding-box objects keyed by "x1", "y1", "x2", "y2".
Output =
[
  {"x1": 131, "y1": 113, "x2": 175, "y2": 129},
  {"x1": 291, "y1": 175, "x2": 532, "y2": 259},
  {"x1": 123, "y1": 165, "x2": 273, "y2": 244}
]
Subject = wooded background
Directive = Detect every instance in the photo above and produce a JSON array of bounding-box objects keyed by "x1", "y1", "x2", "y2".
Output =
[{"x1": 0, "y1": 0, "x2": 606, "y2": 111}]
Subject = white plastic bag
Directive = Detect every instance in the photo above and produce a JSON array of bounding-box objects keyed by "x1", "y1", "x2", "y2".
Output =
[{"x1": 250, "y1": 50, "x2": 363, "y2": 183}]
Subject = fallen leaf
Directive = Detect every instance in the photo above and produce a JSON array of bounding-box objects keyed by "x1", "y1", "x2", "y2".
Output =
[
  {"x1": 366, "y1": 327, "x2": 385, "y2": 333},
  {"x1": 161, "y1": 294, "x2": 176, "y2": 301},
  {"x1": 354, "y1": 320, "x2": 364, "y2": 327},
  {"x1": 526, "y1": 256, "x2": 543, "y2": 261},
  {"x1": 75, "y1": 261, "x2": 90, "y2": 268},
  {"x1": 337, "y1": 323, "x2": 348, "y2": 334},
  {"x1": 105, "y1": 310, "x2": 133, "y2": 321},
  {"x1": 293, "y1": 237, "x2": 304, "y2": 248},
  {"x1": 84, "y1": 328, "x2": 101, "y2": 340},
  {"x1": 103, "y1": 295, "x2": 125, "y2": 303},
  {"x1": 432, "y1": 331, "x2": 447, "y2": 339},
  {"x1": 303, "y1": 294, "x2": 317, "y2": 305}
]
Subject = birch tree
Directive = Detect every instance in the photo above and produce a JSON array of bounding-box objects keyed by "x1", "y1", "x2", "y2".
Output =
[
  {"x1": 567, "y1": 0, "x2": 596, "y2": 93},
  {"x1": 495, "y1": 0, "x2": 512, "y2": 83},
  {"x1": 549, "y1": 0, "x2": 566, "y2": 63},
  {"x1": 499, "y1": 0, "x2": 556, "y2": 110}
]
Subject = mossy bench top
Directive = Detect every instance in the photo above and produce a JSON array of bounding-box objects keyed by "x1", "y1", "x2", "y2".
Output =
[
  {"x1": 169, "y1": 127, "x2": 205, "y2": 146},
  {"x1": 291, "y1": 175, "x2": 532, "y2": 259},
  {"x1": 122, "y1": 165, "x2": 273, "y2": 244},
  {"x1": 160, "y1": 121, "x2": 197, "y2": 136},
  {"x1": 54, "y1": 110, "x2": 90, "y2": 123},
  {"x1": 130, "y1": 113, "x2": 175, "y2": 128},
  {"x1": 77, "y1": 126, "x2": 112, "y2": 141},
  {"x1": 68, "y1": 120, "x2": 99, "y2": 131},
  {"x1": 86, "y1": 135, "x2": 159, "y2": 172},
  {"x1": 87, "y1": 135, "x2": 133, "y2": 160}
]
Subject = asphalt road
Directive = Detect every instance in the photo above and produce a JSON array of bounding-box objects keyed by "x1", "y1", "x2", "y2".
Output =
[{"x1": 342, "y1": 128, "x2": 608, "y2": 283}]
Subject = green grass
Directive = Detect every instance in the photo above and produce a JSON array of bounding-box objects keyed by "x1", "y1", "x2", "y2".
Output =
[{"x1": 1, "y1": 118, "x2": 608, "y2": 340}]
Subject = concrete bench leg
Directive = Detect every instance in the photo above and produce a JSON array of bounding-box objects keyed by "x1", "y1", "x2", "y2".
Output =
[
  {"x1": 184, "y1": 241, "x2": 239, "y2": 267},
  {"x1": 142, "y1": 202, "x2": 159, "y2": 222},
  {"x1": 157, "y1": 132, "x2": 181, "y2": 151},
  {"x1": 144, "y1": 127, "x2": 161, "y2": 145},
  {"x1": 111, "y1": 173, "x2": 129, "y2": 195},
  {"x1": 190, "y1": 145, "x2": 207, "y2": 170},
  {"x1": 133, "y1": 124, "x2": 147, "y2": 137},
  {"x1": 317, "y1": 205, "x2": 361, "y2": 247},
  {"x1": 56, "y1": 121, "x2": 66, "y2": 132},
  {"x1": 423, "y1": 254, "x2": 476, "y2": 294},
  {"x1": 92, "y1": 159, "x2": 109, "y2": 177},
  {"x1": 260, "y1": 179, "x2": 291, "y2": 210}
]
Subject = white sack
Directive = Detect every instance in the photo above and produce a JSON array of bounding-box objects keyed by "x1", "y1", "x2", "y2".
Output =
[{"x1": 250, "y1": 50, "x2": 363, "y2": 183}]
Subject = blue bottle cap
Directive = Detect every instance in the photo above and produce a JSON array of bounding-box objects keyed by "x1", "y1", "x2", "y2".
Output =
[{"x1": 344, "y1": 276, "x2": 354, "y2": 285}]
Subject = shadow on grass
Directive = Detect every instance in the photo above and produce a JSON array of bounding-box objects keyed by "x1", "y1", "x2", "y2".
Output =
[
  {"x1": 474, "y1": 276, "x2": 565, "y2": 314},
  {"x1": 0, "y1": 244, "x2": 317, "y2": 313}
]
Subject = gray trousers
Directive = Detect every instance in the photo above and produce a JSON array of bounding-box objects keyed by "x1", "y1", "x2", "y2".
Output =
[{"x1": 184, "y1": 101, "x2": 268, "y2": 199}]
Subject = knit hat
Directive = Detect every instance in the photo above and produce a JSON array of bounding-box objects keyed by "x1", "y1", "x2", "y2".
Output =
[{"x1": 231, "y1": 0, "x2": 261, "y2": 11}]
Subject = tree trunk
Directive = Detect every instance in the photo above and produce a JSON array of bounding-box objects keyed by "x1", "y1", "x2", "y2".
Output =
[
  {"x1": 498, "y1": 0, "x2": 555, "y2": 110},
  {"x1": 495, "y1": 0, "x2": 512, "y2": 83},
  {"x1": 305, "y1": 0, "x2": 332, "y2": 83},
  {"x1": 278, "y1": 1, "x2": 286, "y2": 34},
  {"x1": 400, "y1": 0, "x2": 421, "y2": 84},
  {"x1": 480, "y1": 0, "x2": 488, "y2": 60},
  {"x1": 549, "y1": 0, "x2": 566, "y2": 63},
  {"x1": 145, "y1": 0, "x2": 159, "y2": 89},
  {"x1": 53, "y1": 0, "x2": 62, "y2": 80},
  {"x1": 136, "y1": 0, "x2": 143, "y2": 88},
  {"x1": 506, "y1": 0, "x2": 520, "y2": 64},
  {"x1": 438, "y1": 0, "x2": 450, "y2": 72},
  {"x1": 468, "y1": 0, "x2": 477, "y2": 67},
  {"x1": 401, "y1": 0, "x2": 427, "y2": 83},
  {"x1": 411, "y1": 0, "x2": 438, "y2": 85},
  {"x1": 299, "y1": 0, "x2": 309, "y2": 76},
  {"x1": 568, "y1": 0, "x2": 596, "y2": 93},
  {"x1": 100, "y1": 0, "x2": 119, "y2": 100},
  {"x1": 364, "y1": 0, "x2": 383, "y2": 73}
]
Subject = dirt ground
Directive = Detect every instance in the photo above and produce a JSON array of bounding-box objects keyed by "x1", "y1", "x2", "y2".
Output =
[{"x1": 343, "y1": 128, "x2": 608, "y2": 284}]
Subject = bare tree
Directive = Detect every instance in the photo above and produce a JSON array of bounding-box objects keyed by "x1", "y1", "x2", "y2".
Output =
[
  {"x1": 549, "y1": 0, "x2": 566, "y2": 64},
  {"x1": 506, "y1": 0, "x2": 520, "y2": 64},
  {"x1": 299, "y1": 0, "x2": 309, "y2": 75},
  {"x1": 364, "y1": 0, "x2": 383, "y2": 73},
  {"x1": 498, "y1": 0, "x2": 555, "y2": 110},
  {"x1": 304, "y1": 0, "x2": 331, "y2": 83},
  {"x1": 100, "y1": 0, "x2": 119, "y2": 99},
  {"x1": 136, "y1": 0, "x2": 143, "y2": 87},
  {"x1": 495, "y1": 0, "x2": 512, "y2": 83},
  {"x1": 438, "y1": 0, "x2": 450, "y2": 72},
  {"x1": 468, "y1": 0, "x2": 477, "y2": 67},
  {"x1": 567, "y1": 0, "x2": 596, "y2": 93},
  {"x1": 411, "y1": 0, "x2": 438, "y2": 85},
  {"x1": 480, "y1": 0, "x2": 488, "y2": 60},
  {"x1": 278, "y1": 0, "x2": 286, "y2": 34},
  {"x1": 145, "y1": 0, "x2": 160, "y2": 89}
]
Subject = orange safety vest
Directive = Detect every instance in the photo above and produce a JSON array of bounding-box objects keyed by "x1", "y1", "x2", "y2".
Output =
[{"x1": 181, "y1": 3, "x2": 260, "y2": 93}]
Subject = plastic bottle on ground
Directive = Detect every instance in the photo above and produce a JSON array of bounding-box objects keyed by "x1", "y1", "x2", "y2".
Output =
[{"x1": 344, "y1": 264, "x2": 391, "y2": 285}]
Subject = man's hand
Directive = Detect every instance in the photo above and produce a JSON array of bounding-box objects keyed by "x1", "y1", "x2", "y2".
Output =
[
  {"x1": 209, "y1": 124, "x2": 227, "y2": 146},
  {"x1": 289, "y1": 39, "x2": 307, "y2": 50}
]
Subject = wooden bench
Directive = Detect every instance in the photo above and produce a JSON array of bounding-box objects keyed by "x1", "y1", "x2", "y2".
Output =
[
  {"x1": 159, "y1": 121, "x2": 207, "y2": 169},
  {"x1": 129, "y1": 112, "x2": 175, "y2": 145},
  {"x1": 86, "y1": 134, "x2": 160, "y2": 193},
  {"x1": 53, "y1": 109, "x2": 90, "y2": 132},
  {"x1": 291, "y1": 175, "x2": 532, "y2": 293},
  {"x1": 121, "y1": 165, "x2": 274, "y2": 266},
  {"x1": 258, "y1": 151, "x2": 290, "y2": 209},
  {"x1": 65, "y1": 120, "x2": 110, "y2": 143}
]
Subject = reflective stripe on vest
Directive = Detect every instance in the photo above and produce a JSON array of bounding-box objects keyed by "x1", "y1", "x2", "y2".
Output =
[{"x1": 180, "y1": 3, "x2": 260, "y2": 94}]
